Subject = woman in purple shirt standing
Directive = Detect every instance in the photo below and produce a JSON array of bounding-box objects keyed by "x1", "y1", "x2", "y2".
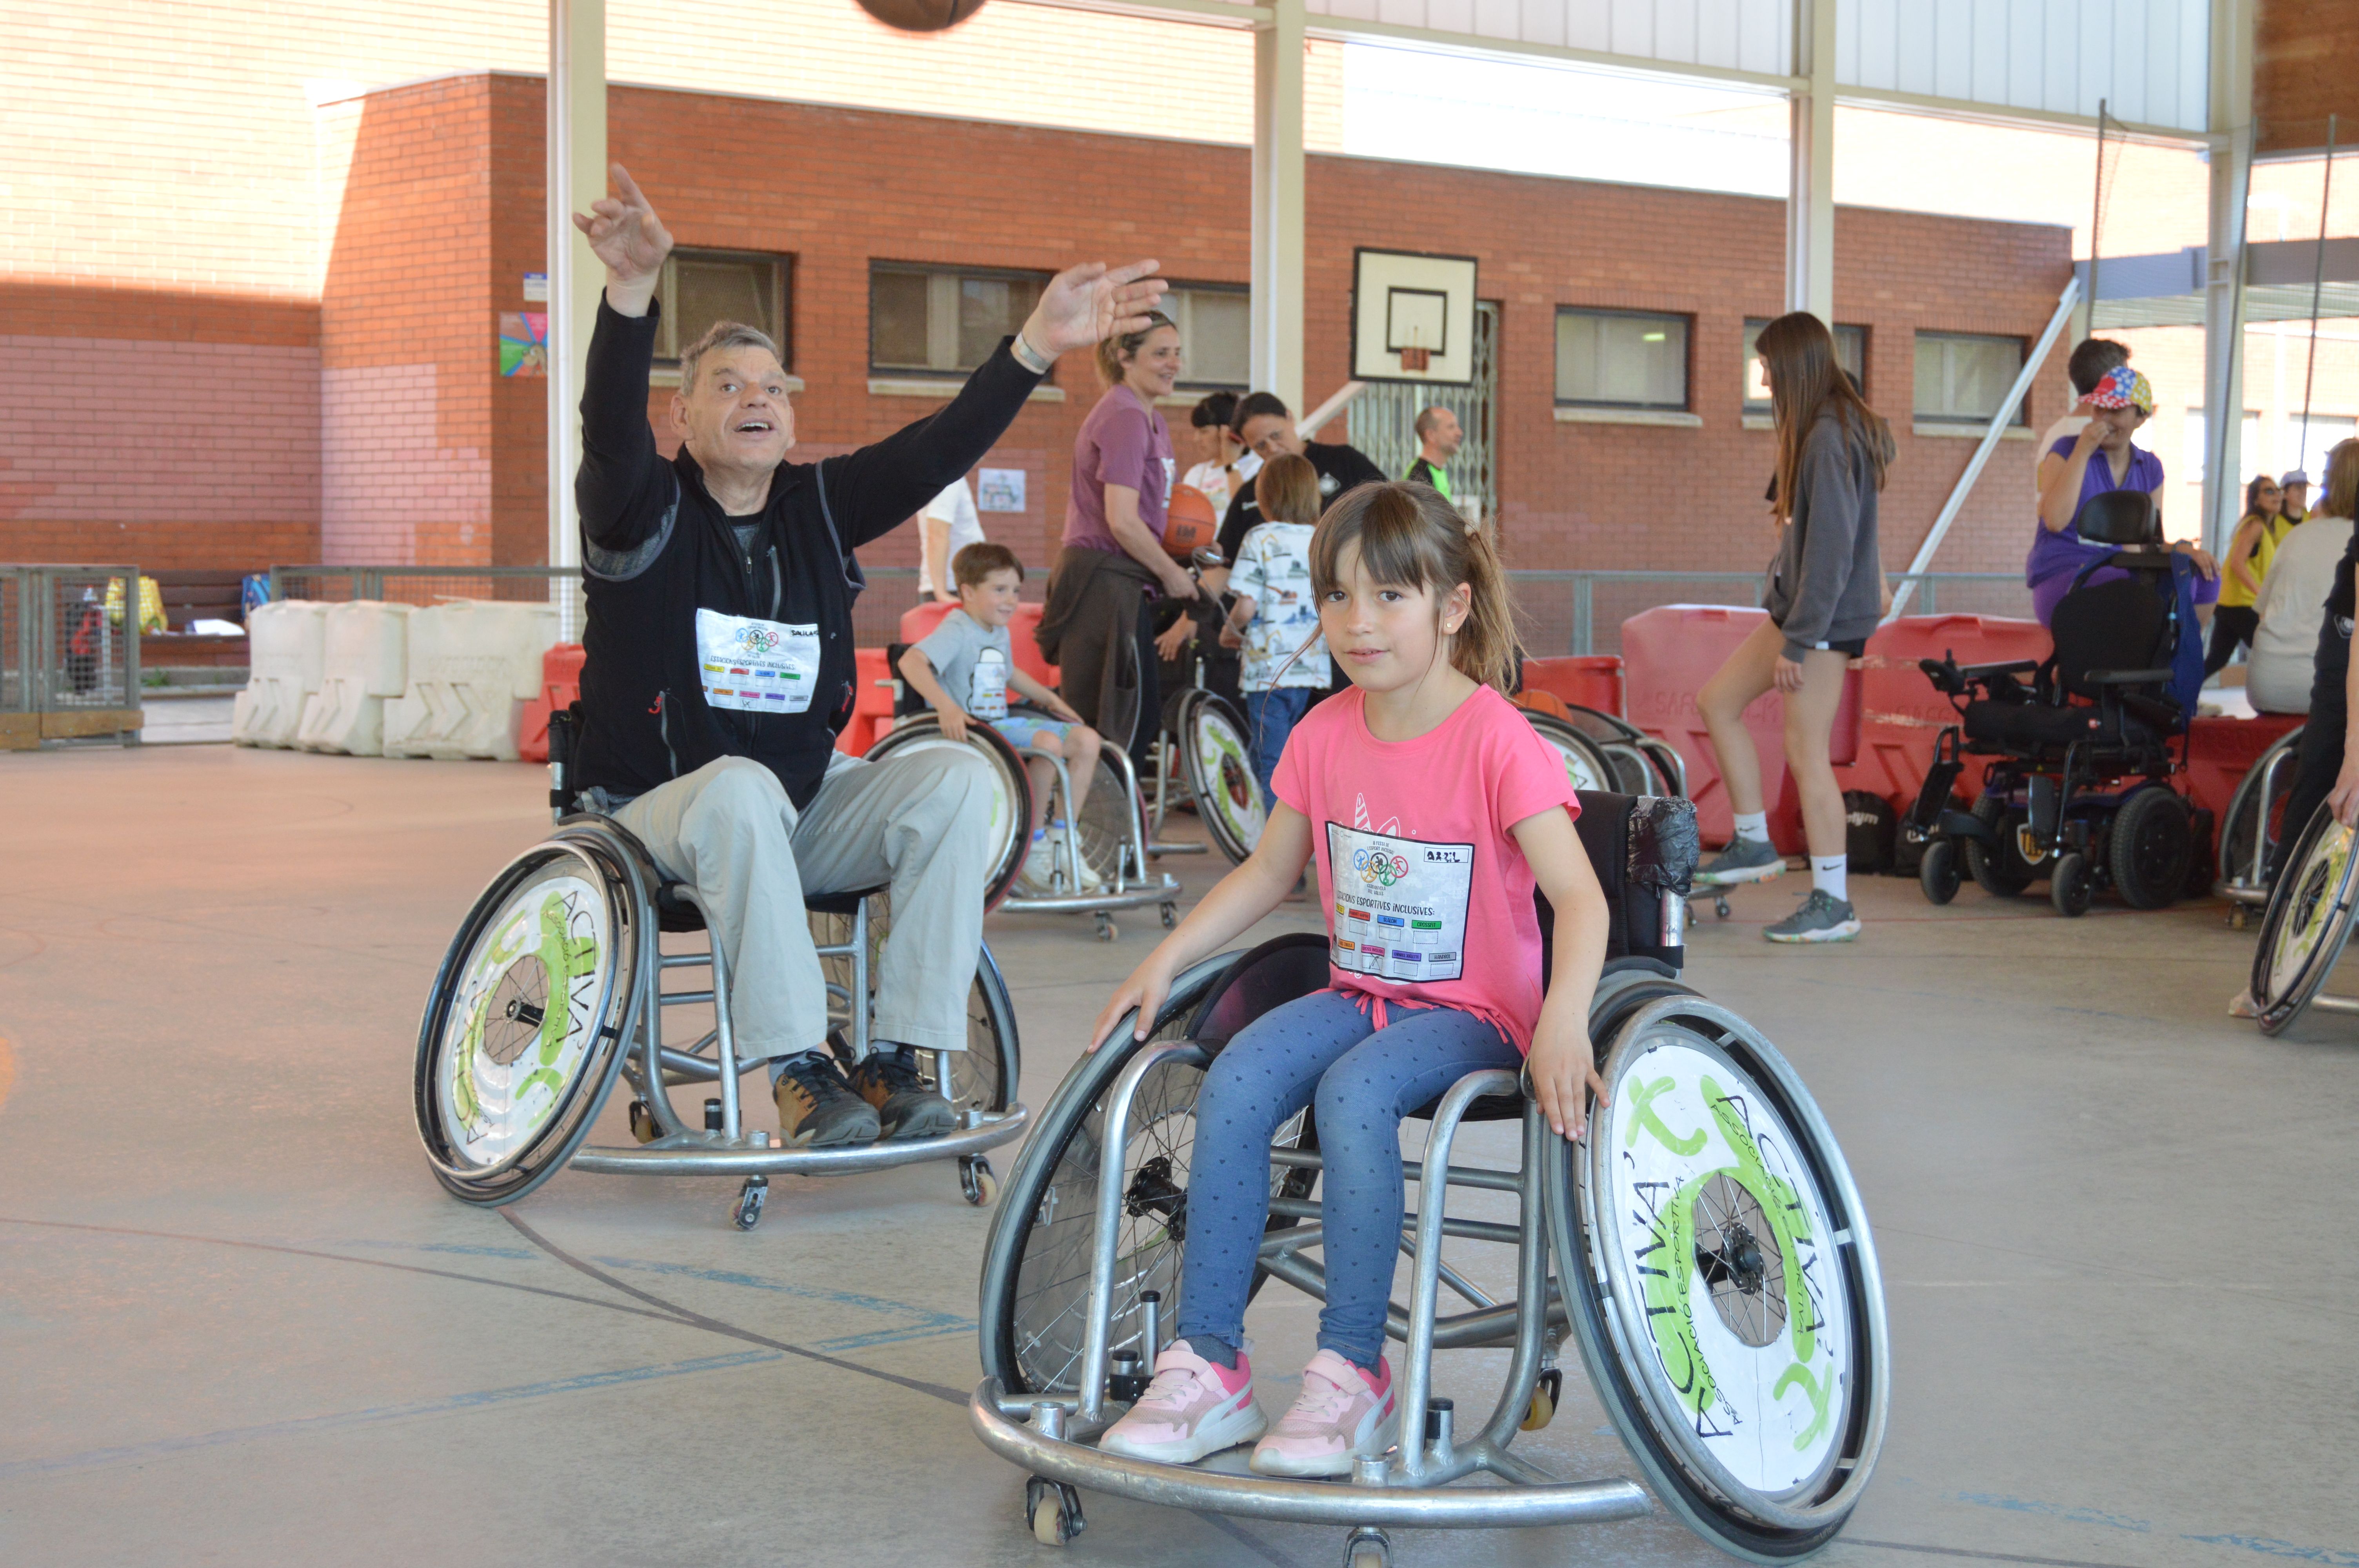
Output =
[
  {"x1": 1038, "y1": 310, "x2": 1198, "y2": 768},
  {"x1": 2027, "y1": 365, "x2": 2218, "y2": 626}
]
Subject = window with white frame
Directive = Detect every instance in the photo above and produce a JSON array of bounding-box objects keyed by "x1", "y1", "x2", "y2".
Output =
[
  {"x1": 1743, "y1": 320, "x2": 1868, "y2": 411},
  {"x1": 656, "y1": 249, "x2": 791, "y2": 368},
  {"x1": 1556, "y1": 308, "x2": 1690, "y2": 410},
  {"x1": 869, "y1": 263, "x2": 1049, "y2": 376},
  {"x1": 1162, "y1": 285, "x2": 1250, "y2": 390},
  {"x1": 2181, "y1": 408, "x2": 2261, "y2": 485},
  {"x1": 1913, "y1": 332, "x2": 2026, "y2": 426}
]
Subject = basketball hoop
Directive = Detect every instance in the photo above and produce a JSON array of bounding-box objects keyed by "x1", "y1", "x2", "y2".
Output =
[{"x1": 1399, "y1": 346, "x2": 1431, "y2": 373}]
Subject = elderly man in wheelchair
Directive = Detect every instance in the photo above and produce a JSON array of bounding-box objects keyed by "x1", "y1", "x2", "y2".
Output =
[{"x1": 551, "y1": 165, "x2": 1163, "y2": 1147}]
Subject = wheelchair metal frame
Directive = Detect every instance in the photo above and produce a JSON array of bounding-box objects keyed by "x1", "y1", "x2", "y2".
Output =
[
  {"x1": 995, "y1": 738, "x2": 1183, "y2": 938},
  {"x1": 2214, "y1": 724, "x2": 2304, "y2": 915},
  {"x1": 972, "y1": 1050, "x2": 1653, "y2": 1542}
]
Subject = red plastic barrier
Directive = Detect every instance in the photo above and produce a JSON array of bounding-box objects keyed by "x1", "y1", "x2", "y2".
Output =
[
  {"x1": 518, "y1": 642, "x2": 587, "y2": 765},
  {"x1": 2183, "y1": 712, "x2": 2304, "y2": 824},
  {"x1": 1842, "y1": 613, "x2": 2052, "y2": 819},
  {"x1": 1521, "y1": 655, "x2": 1625, "y2": 717},
  {"x1": 837, "y1": 647, "x2": 896, "y2": 757},
  {"x1": 897, "y1": 600, "x2": 1058, "y2": 690}
]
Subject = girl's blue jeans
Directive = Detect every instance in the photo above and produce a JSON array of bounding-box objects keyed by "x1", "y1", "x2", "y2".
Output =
[
  {"x1": 1244, "y1": 687, "x2": 1313, "y2": 802},
  {"x1": 1172, "y1": 989, "x2": 1520, "y2": 1370}
]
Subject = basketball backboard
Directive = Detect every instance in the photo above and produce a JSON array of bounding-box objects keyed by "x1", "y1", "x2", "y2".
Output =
[{"x1": 1352, "y1": 249, "x2": 1479, "y2": 386}]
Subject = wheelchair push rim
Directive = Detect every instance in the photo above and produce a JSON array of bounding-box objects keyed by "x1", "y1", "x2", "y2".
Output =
[
  {"x1": 1551, "y1": 993, "x2": 1889, "y2": 1559},
  {"x1": 863, "y1": 713, "x2": 1032, "y2": 909},
  {"x1": 1521, "y1": 710, "x2": 1621, "y2": 800},
  {"x1": 414, "y1": 834, "x2": 640, "y2": 1203},
  {"x1": 1178, "y1": 689, "x2": 1267, "y2": 865},
  {"x1": 2252, "y1": 800, "x2": 2359, "y2": 1035}
]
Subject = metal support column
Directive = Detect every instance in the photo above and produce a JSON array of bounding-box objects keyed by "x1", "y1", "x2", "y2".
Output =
[
  {"x1": 1252, "y1": 0, "x2": 1307, "y2": 415},
  {"x1": 2201, "y1": 0, "x2": 2257, "y2": 561},
  {"x1": 546, "y1": 0, "x2": 605, "y2": 641},
  {"x1": 1785, "y1": 0, "x2": 1836, "y2": 321}
]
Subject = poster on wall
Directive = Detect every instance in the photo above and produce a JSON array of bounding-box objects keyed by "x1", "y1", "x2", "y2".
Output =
[
  {"x1": 977, "y1": 468, "x2": 1027, "y2": 513},
  {"x1": 500, "y1": 312, "x2": 549, "y2": 378}
]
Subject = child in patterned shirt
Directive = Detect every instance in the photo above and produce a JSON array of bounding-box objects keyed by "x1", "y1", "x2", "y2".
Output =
[{"x1": 1222, "y1": 452, "x2": 1332, "y2": 797}]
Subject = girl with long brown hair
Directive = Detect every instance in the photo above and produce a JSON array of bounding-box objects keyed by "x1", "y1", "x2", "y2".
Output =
[
  {"x1": 1086, "y1": 481, "x2": 1610, "y2": 1476},
  {"x1": 1693, "y1": 311, "x2": 1892, "y2": 944}
]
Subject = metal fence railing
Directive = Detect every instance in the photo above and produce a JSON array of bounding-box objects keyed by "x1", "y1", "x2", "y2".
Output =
[
  {"x1": 1503, "y1": 571, "x2": 2032, "y2": 659},
  {"x1": 267, "y1": 564, "x2": 999, "y2": 650},
  {"x1": 2, "y1": 564, "x2": 144, "y2": 746}
]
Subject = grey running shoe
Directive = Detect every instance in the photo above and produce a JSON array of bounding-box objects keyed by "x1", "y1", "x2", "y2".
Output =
[
  {"x1": 1694, "y1": 837, "x2": 1786, "y2": 887},
  {"x1": 774, "y1": 1052, "x2": 881, "y2": 1147},
  {"x1": 847, "y1": 1046, "x2": 959, "y2": 1140},
  {"x1": 1763, "y1": 889, "x2": 1861, "y2": 944}
]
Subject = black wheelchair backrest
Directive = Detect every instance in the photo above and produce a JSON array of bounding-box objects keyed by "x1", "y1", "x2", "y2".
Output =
[
  {"x1": 1186, "y1": 791, "x2": 1699, "y2": 1049},
  {"x1": 2073, "y1": 488, "x2": 2158, "y2": 545},
  {"x1": 2051, "y1": 576, "x2": 2169, "y2": 700}
]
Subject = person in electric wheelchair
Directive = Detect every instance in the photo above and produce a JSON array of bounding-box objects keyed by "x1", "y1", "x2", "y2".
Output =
[
  {"x1": 1908, "y1": 486, "x2": 2206, "y2": 916},
  {"x1": 566, "y1": 165, "x2": 1165, "y2": 1147},
  {"x1": 1084, "y1": 480, "x2": 1614, "y2": 1475}
]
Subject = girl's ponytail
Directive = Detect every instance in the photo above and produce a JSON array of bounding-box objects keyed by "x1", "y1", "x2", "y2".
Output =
[{"x1": 1308, "y1": 482, "x2": 1525, "y2": 694}]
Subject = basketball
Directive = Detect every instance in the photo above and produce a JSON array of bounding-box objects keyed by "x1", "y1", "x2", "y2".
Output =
[
  {"x1": 1163, "y1": 483, "x2": 1219, "y2": 559},
  {"x1": 855, "y1": 0, "x2": 987, "y2": 31}
]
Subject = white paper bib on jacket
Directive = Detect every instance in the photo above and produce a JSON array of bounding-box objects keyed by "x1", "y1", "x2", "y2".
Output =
[{"x1": 696, "y1": 608, "x2": 821, "y2": 715}]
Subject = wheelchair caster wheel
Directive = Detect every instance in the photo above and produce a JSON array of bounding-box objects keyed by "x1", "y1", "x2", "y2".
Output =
[
  {"x1": 733, "y1": 1176, "x2": 767, "y2": 1231},
  {"x1": 628, "y1": 1098, "x2": 658, "y2": 1145},
  {"x1": 1160, "y1": 902, "x2": 1178, "y2": 929},
  {"x1": 1344, "y1": 1526, "x2": 1391, "y2": 1568},
  {"x1": 2230, "y1": 904, "x2": 2250, "y2": 931},
  {"x1": 1715, "y1": 896, "x2": 1732, "y2": 920},
  {"x1": 1521, "y1": 1367, "x2": 1563, "y2": 1432},
  {"x1": 2050, "y1": 851, "x2": 2094, "y2": 918},
  {"x1": 1025, "y1": 1477, "x2": 1084, "y2": 1546},
  {"x1": 1094, "y1": 912, "x2": 1119, "y2": 942},
  {"x1": 960, "y1": 1155, "x2": 996, "y2": 1207}
]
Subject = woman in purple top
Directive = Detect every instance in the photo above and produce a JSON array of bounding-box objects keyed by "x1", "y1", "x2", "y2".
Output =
[
  {"x1": 2027, "y1": 365, "x2": 2218, "y2": 626},
  {"x1": 1041, "y1": 311, "x2": 1197, "y2": 765}
]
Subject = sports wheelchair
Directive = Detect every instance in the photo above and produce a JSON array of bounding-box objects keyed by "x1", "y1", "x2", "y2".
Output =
[
  {"x1": 969, "y1": 791, "x2": 1890, "y2": 1564},
  {"x1": 2214, "y1": 724, "x2": 2303, "y2": 922},
  {"x1": 1906, "y1": 492, "x2": 2201, "y2": 918},
  {"x1": 2246, "y1": 797, "x2": 2359, "y2": 1036},
  {"x1": 411, "y1": 709, "x2": 1029, "y2": 1230}
]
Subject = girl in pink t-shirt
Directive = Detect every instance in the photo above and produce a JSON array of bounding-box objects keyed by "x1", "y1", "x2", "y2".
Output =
[{"x1": 1090, "y1": 482, "x2": 1611, "y2": 1479}]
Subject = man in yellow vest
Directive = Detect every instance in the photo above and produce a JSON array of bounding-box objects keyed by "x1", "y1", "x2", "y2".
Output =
[{"x1": 1403, "y1": 405, "x2": 1460, "y2": 500}]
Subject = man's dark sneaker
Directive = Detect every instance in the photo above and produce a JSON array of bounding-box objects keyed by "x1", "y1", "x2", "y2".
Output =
[
  {"x1": 774, "y1": 1051, "x2": 881, "y2": 1147},
  {"x1": 847, "y1": 1046, "x2": 959, "y2": 1141},
  {"x1": 1763, "y1": 889, "x2": 1861, "y2": 944},
  {"x1": 1694, "y1": 837, "x2": 1786, "y2": 887}
]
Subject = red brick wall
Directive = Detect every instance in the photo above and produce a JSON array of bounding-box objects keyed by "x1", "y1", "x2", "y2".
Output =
[
  {"x1": 2256, "y1": 0, "x2": 2359, "y2": 155},
  {"x1": 501, "y1": 82, "x2": 2067, "y2": 586}
]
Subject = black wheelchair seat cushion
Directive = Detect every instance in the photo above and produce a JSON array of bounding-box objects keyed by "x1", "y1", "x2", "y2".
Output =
[{"x1": 1963, "y1": 700, "x2": 2126, "y2": 750}]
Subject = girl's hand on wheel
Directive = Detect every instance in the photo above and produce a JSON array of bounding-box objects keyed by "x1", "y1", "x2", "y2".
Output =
[
  {"x1": 2329, "y1": 756, "x2": 2359, "y2": 829},
  {"x1": 1090, "y1": 962, "x2": 1172, "y2": 1052},
  {"x1": 1527, "y1": 1025, "x2": 1608, "y2": 1142}
]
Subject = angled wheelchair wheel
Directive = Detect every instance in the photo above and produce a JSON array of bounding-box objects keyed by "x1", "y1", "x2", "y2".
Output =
[
  {"x1": 1522, "y1": 710, "x2": 1620, "y2": 799},
  {"x1": 977, "y1": 935, "x2": 1328, "y2": 1397},
  {"x1": 2252, "y1": 802, "x2": 2359, "y2": 1036},
  {"x1": 1179, "y1": 690, "x2": 1267, "y2": 865},
  {"x1": 1549, "y1": 992, "x2": 1889, "y2": 1562},
  {"x1": 1553, "y1": 703, "x2": 1658, "y2": 795},
  {"x1": 2218, "y1": 727, "x2": 2300, "y2": 891},
  {"x1": 1071, "y1": 751, "x2": 1142, "y2": 887},
  {"x1": 414, "y1": 833, "x2": 643, "y2": 1205},
  {"x1": 865, "y1": 715, "x2": 1032, "y2": 908}
]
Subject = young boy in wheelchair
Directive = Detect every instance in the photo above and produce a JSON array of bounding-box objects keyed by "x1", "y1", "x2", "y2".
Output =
[
  {"x1": 899, "y1": 543, "x2": 1107, "y2": 895},
  {"x1": 1086, "y1": 481, "x2": 1613, "y2": 1477}
]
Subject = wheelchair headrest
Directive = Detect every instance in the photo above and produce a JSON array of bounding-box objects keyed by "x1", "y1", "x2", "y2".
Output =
[
  {"x1": 2050, "y1": 575, "x2": 2169, "y2": 700},
  {"x1": 2073, "y1": 489, "x2": 2159, "y2": 545}
]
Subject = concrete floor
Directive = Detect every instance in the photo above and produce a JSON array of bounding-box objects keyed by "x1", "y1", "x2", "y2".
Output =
[{"x1": 1, "y1": 743, "x2": 2352, "y2": 1568}]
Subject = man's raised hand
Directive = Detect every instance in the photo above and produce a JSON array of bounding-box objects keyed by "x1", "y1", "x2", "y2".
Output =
[
  {"x1": 1022, "y1": 260, "x2": 1169, "y2": 360},
  {"x1": 572, "y1": 164, "x2": 673, "y2": 314}
]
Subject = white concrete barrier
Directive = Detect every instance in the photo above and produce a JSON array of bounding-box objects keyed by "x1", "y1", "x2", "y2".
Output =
[
  {"x1": 230, "y1": 601, "x2": 329, "y2": 749},
  {"x1": 296, "y1": 601, "x2": 413, "y2": 756},
  {"x1": 383, "y1": 601, "x2": 560, "y2": 761}
]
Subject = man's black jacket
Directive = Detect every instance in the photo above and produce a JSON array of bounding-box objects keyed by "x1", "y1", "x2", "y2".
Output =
[{"x1": 572, "y1": 298, "x2": 1041, "y2": 809}]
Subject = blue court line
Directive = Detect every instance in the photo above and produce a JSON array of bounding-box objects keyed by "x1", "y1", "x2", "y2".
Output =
[
  {"x1": 1948, "y1": 1492, "x2": 2359, "y2": 1566},
  {"x1": 334, "y1": 1240, "x2": 977, "y2": 1350},
  {"x1": 0, "y1": 1350, "x2": 781, "y2": 1481}
]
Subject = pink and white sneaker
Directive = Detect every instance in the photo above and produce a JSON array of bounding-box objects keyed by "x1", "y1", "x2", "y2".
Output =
[
  {"x1": 1248, "y1": 1350, "x2": 1399, "y2": 1477},
  {"x1": 1096, "y1": 1341, "x2": 1267, "y2": 1465}
]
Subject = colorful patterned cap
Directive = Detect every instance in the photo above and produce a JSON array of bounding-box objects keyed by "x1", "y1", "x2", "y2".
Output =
[{"x1": 2087, "y1": 365, "x2": 2155, "y2": 413}]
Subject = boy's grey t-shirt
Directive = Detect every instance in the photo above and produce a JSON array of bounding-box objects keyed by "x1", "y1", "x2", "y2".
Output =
[{"x1": 913, "y1": 608, "x2": 1011, "y2": 721}]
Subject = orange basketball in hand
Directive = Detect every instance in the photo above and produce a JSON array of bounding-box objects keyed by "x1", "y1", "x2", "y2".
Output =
[
  {"x1": 1164, "y1": 484, "x2": 1219, "y2": 559},
  {"x1": 856, "y1": 0, "x2": 987, "y2": 31}
]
